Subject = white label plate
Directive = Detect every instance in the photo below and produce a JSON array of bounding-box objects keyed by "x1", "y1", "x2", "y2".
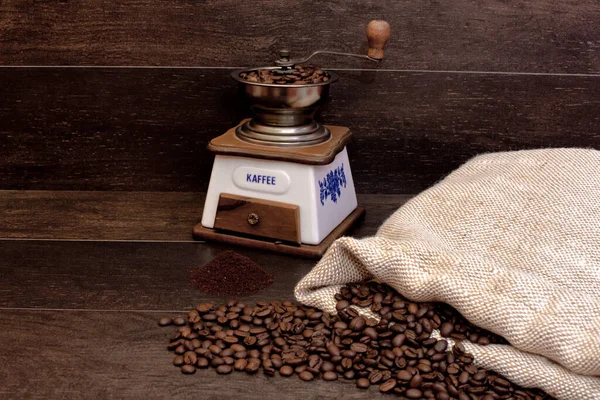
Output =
[{"x1": 233, "y1": 166, "x2": 291, "y2": 194}]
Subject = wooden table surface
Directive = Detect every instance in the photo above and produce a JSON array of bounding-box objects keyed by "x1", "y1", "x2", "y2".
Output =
[{"x1": 0, "y1": 191, "x2": 412, "y2": 399}]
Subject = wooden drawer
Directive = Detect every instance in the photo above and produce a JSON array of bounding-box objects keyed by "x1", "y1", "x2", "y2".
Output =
[{"x1": 214, "y1": 193, "x2": 300, "y2": 244}]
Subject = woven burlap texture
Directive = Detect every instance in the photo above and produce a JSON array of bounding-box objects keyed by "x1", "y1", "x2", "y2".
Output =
[{"x1": 295, "y1": 148, "x2": 600, "y2": 400}]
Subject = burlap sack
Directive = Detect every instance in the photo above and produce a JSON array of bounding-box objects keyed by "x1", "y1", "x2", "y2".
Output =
[{"x1": 295, "y1": 148, "x2": 600, "y2": 400}]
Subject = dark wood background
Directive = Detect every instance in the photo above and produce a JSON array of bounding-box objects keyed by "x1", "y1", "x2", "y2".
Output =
[{"x1": 1, "y1": 0, "x2": 599, "y2": 193}]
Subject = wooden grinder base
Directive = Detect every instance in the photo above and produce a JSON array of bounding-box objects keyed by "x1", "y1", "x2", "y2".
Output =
[{"x1": 193, "y1": 207, "x2": 365, "y2": 259}]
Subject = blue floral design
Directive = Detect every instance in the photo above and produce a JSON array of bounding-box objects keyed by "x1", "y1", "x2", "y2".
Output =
[{"x1": 318, "y1": 163, "x2": 347, "y2": 205}]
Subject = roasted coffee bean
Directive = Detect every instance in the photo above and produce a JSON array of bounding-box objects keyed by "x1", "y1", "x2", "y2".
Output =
[
  {"x1": 245, "y1": 358, "x2": 260, "y2": 373},
  {"x1": 286, "y1": 357, "x2": 304, "y2": 366},
  {"x1": 392, "y1": 334, "x2": 406, "y2": 347},
  {"x1": 357, "y1": 377, "x2": 370, "y2": 389},
  {"x1": 406, "y1": 388, "x2": 424, "y2": 399},
  {"x1": 262, "y1": 359, "x2": 275, "y2": 376},
  {"x1": 323, "y1": 371, "x2": 338, "y2": 381},
  {"x1": 210, "y1": 357, "x2": 225, "y2": 368},
  {"x1": 341, "y1": 358, "x2": 353, "y2": 370},
  {"x1": 271, "y1": 357, "x2": 283, "y2": 369},
  {"x1": 279, "y1": 365, "x2": 293, "y2": 376},
  {"x1": 299, "y1": 371, "x2": 314, "y2": 381},
  {"x1": 158, "y1": 317, "x2": 172, "y2": 326},
  {"x1": 410, "y1": 373, "x2": 423, "y2": 388},
  {"x1": 494, "y1": 377, "x2": 510, "y2": 387},
  {"x1": 180, "y1": 364, "x2": 196, "y2": 374},
  {"x1": 478, "y1": 336, "x2": 491, "y2": 346},
  {"x1": 459, "y1": 353, "x2": 474, "y2": 364},
  {"x1": 196, "y1": 357, "x2": 209, "y2": 368},
  {"x1": 379, "y1": 378, "x2": 397, "y2": 393},
  {"x1": 465, "y1": 364, "x2": 478, "y2": 375},
  {"x1": 447, "y1": 363, "x2": 461, "y2": 375},
  {"x1": 416, "y1": 306, "x2": 429, "y2": 318},
  {"x1": 453, "y1": 342, "x2": 465, "y2": 354},
  {"x1": 363, "y1": 327, "x2": 378, "y2": 340},
  {"x1": 473, "y1": 370, "x2": 487, "y2": 381},
  {"x1": 350, "y1": 343, "x2": 368, "y2": 353},
  {"x1": 233, "y1": 358, "x2": 247, "y2": 371},
  {"x1": 467, "y1": 386, "x2": 486, "y2": 394},
  {"x1": 216, "y1": 364, "x2": 232, "y2": 374},
  {"x1": 369, "y1": 370, "x2": 383, "y2": 384},
  {"x1": 404, "y1": 348, "x2": 419, "y2": 359},
  {"x1": 458, "y1": 392, "x2": 471, "y2": 400},
  {"x1": 397, "y1": 369, "x2": 413, "y2": 381},
  {"x1": 417, "y1": 363, "x2": 432, "y2": 373},
  {"x1": 327, "y1": 343, "x2": 341, "y2": 356},
  {"x1": 295, "y1": 365, "x2": 308, "y2": 374},
  {"x1": 432, "y1": 383, "x2": 447, "y2": 393},
  {"x1": 195, "y1": 303, "x2": 213, "y2": 313},
  {"x1": 395, "y1": 357, "x2": 407, "y2": 369},
  {"x1": 341, "y1": 349, "x2": 356, "y2": 358},
  {"x1": 343, "y1": 370, "x2": 356, "y2": 380},
  {"x1": 440, "y1": 322, "x2": 454, "y2": 337},
  {"x1": 173, "y1": 317, "x2": 186, "y2": 326},
  {"x1": 349, "y1": 317, "x2": 366, "y2": 331},
  {"x1": 172, "y1": 355, "x2": 184, "y2": 366},
  {"x1": 183, "y1": 351, "x2": 197, "y2": 365},
  {"x1": 459, "y1": 371, "x2": 470, "y2": 384},
  {"x1": 434, "y1": 339, "x2": 448, "y2": 353}
]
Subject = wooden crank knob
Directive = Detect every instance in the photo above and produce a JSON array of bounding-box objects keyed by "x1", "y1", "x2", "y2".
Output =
[{"x1": 366, "y1": 20, "x2": 391, "y2": 60}]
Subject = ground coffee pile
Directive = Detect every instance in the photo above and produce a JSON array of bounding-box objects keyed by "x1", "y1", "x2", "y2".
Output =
[
  {"x1": 189, "y1": 251, "x2": 273, "y2": 296},
  {"x1": 159, "y1": 281, "x2": 554, "y2": 399}
]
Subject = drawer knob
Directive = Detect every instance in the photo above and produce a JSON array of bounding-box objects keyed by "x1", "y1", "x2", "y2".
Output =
[{"x1": 247, "y1": 213, "x2": 260, "y2": 225}]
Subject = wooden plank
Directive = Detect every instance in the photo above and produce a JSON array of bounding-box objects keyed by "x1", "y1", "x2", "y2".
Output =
[
  {"x1": 1, "y1": 68, "x2": 598, "y2": 193},
  {"x1": 0, "y1": 310, "x2": 385, "y2": 399},
  {"x1": 0, "y1": 240, "x2": 313, "y2": 310},
  {"x1": 0, "y1": 190, "x2": 203, "y2": 241},
  {"x1": 214, "y1": 194, "x2": 301, "y2": 244},
  {"x1": 0, "y1": 195, "x2": 400, "y2": 309},
  {"x1": 0, "y1": 191, "x2": 408, "y2": 241},
  {"x1": 0, "y1": 0, "x2": 598, "y2": 73}
]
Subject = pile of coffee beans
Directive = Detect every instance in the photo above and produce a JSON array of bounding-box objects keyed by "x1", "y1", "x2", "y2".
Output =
[
  {"x1": 239, "y1": 66, "x2": 330, "y2": 85},
  {"x1": 159, "y1": 282, "x2": 554, "y2": 400}
]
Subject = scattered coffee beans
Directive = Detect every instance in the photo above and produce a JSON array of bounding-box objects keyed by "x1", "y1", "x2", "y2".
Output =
[
  {"x1": 160, "y1": 282, "x2": 554, "y2": 400},
  {"x1": 189, "y1": 251, "x2": 273, "y2": 296},
  {"x1": 239, "y1": 66, "x2": 330, "y2": 85}
]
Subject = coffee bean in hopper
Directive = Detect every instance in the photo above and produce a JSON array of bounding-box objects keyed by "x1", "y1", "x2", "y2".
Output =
[
  {"x1": 239, "y1": 66, "x2": 331, "y2": 85},
  {"x1": 158, "y1": 282, "x2": 555, "y2": 400}
]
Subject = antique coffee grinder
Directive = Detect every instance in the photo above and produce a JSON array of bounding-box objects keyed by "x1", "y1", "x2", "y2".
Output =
[{"x1": 194, "y1": 20, "x2": 391, "y2": 258}]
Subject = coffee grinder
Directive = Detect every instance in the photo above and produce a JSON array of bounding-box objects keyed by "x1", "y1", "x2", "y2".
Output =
[{"x1": 194, "y1": 20, "x2": 391, "y2": 258}]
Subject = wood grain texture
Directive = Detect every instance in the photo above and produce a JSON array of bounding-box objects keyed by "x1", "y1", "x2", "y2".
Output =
[
  {"x1": 0, "y1": 240, "x2": 314, "y2": 310},
  {"x1": 0, "y1": 190, "x2": 203, "y2": 241},
  {"x1": 0, "y1": 0, "x2": 598, "y2": 73},
  {"x1": 1, "y1": 68, "x2": 599, "y2": 194},
  {"x1": 215, "y1": 194, "x2": 301, "y2": 243},
  {"x1": 0, "y1": 191, "x2": 407, "y2": 240},
  {"x1": 0, "y1": 310, "x2": 394, "y2": 399}
]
